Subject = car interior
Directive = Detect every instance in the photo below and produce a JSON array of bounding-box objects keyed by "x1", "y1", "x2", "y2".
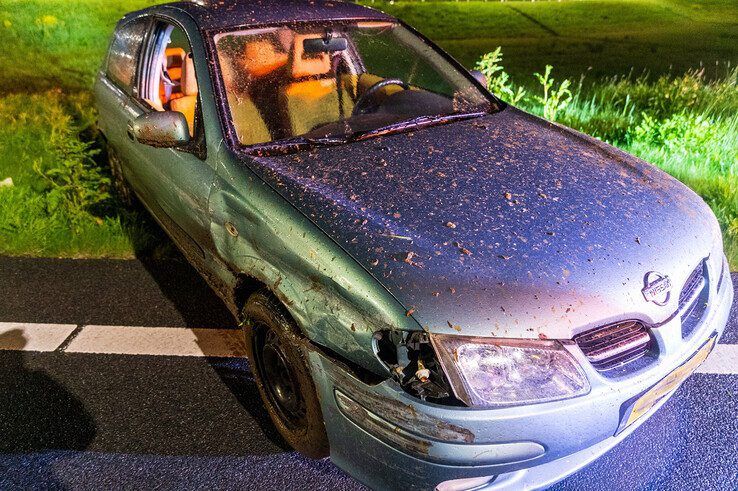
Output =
[
  {"x1": 219, "y1": 30, "x2": 344, "y2": 144},
  {"x1": 138, "y1": 22, "x2": 405, "y2": 147},
  {"x1": 216, "y1": 25, "x2": 427, "y2": 146},
  {"x1": 140, "y1": 24, "x2": 199, "y2": 137},
  {"x1": 133, "y1": 21, "x2": 486, "y2": 149},
  {"x1": 128, "y1": 19, "x2": 488, "y2": 150}
]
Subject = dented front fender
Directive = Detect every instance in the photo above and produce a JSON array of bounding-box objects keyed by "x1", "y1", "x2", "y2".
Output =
[{"x1": 209, "y1": 146, "x2": 420, "y2": 375}]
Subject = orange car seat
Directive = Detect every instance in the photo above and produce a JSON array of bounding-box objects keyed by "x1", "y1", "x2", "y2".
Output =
[
  {"x1": 160, "y1": 47, "x2": 186, "y2": 106},
  {"x1": 170, "y1": 54, "x2": 198, "y2": 136},
  {"x1": 216, "y1": 37, "x2": 286, "y2": 145},
  {"x1": 241, "y1": 39, "x2": 289, "y2": 78},
  {"x1": 290, "y1": 34, "x2": 331, "y2": 79},
  {"x1": 282, "y1": 34, "x2": 354, "y2": 135}
]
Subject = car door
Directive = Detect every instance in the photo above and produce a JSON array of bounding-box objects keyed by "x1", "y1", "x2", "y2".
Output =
[
  {"x1": 95, "y1": 15, "x2": 152, "y2": 197},
  {"x1": 124, "y1": 19, "x2": 216, "y2": 260}
]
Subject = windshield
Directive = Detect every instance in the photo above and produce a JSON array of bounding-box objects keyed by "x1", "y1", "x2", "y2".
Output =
[{"x1": 213, "y1": 21, "x2": 493, "y2": 148}]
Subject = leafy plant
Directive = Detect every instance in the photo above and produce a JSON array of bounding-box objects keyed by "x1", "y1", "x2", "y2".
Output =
[
  {"x1": 474, "y1": 47, "x2": 526, "y2": 105},
  {"x1": 634, "y1": 111, "x2": 714, "y2": 147},
  {"x1": 533, "y1": 65, "x2": 572, "y2": 121},
  {"x1": 32, "y1": 112, "x2": 110, "y2": 228}
]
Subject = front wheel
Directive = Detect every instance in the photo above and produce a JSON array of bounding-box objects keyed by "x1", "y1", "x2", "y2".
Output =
[{"x1": 242, "y1": 289, "x2": 329, "y2": 458}]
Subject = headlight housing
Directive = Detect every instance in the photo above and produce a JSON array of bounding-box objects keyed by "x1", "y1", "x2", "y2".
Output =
[{"x1": 430, "y1": 335, "x2": 590, "y2": 408}]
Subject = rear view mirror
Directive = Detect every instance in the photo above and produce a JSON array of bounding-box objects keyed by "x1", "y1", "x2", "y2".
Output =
[
  {"x1": 303, "y1": 36, "x2": 348, "y2": 53},
  {"x1": 470, "y1": 70, "x2": 488, "y2": 88},
  {"x1": 130, "y1": 111, "x2": 190, "y2": 148}
]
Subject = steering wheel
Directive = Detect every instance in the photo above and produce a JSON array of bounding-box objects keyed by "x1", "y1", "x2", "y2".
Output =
[{"x1": 352, "y1": 78, "x2": 410, "y2": 116}]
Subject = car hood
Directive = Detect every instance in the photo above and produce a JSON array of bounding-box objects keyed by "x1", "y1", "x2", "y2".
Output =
[{"x1": 245, "y1": 107, "x2": 719, "y2": 339}]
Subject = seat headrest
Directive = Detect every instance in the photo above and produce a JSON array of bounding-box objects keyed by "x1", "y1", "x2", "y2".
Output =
[
  {"x1": 241, "y1": 40, "x2": 288, "y2": 77},
  {"x1": 165, "y1": 47, "x2": 186, "y2": 67},
  {"x1": 181, "y1": 55, "x2": 198, "y2": 96}
]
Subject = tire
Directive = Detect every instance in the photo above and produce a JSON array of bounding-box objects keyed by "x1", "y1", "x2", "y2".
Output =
[
  {"x1": 108, "y1": 146, "x2": 135, "y2": 207},
  {"x1": 242, "y1": 289, "x2": 330, "y2": 458}
]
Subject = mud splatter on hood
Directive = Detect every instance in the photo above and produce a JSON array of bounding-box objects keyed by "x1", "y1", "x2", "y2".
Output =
[{"x1": 244, "y1": 107, "x2": 718, "y2": 339}]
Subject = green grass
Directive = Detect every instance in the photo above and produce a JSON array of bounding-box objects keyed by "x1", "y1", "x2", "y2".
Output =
[
  {"x1": 0, "y1": 0, "x2": 167, "y2": 257},
  {"x1": 0, "y1": 0, "x2": 736, "y2": 265},
  {"x1": 1, "y1": 0, "x2": 735, "y2": 92},
  {"x1": 0, "y1": 0, "x2": 162, "y2": 93},
  {"x1": 367, "y1": 0, "x2": 738, "y2": 79},
  {"x1": 0, "y1": 185, "x2": 141, "y2": 257},
  {"x1": 0, "y1": 91, "x2": 165, "y2": 257}
]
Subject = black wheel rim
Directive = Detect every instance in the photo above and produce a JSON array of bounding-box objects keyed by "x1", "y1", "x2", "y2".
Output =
[{"x1": 254, "y1": 324, "x2": 307, "y2": 430}]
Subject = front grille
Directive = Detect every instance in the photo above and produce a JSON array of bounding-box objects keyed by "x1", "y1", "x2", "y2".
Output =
[
  {"x1": 679, "y1": 262, "x2": 708, "y2": 339},
  {"x1": 574, "y1": 320, "x2": 651, "y2": 372},
  {"x1": 679, "y1": 262, "x2": 705, "y2": 310},
  {"x1": 717, "y1": 260, "x2": 726, "y2": 293}
]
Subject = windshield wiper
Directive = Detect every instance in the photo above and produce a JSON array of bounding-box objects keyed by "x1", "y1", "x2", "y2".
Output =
[
  {"x1": 246, "y1": 112, "x2": 487, "y2": 155},
  {"x1": 301, "y1": 112, "x2": 488, "y2": 147},
  {"x1": 247, "y1": 135, "x2": 343, "y2": 155},
  {"x1": 303, "y1": 135, "x2": 349, "y2": 146},
  {"x1": 352, "y1": 112, "x2": 486, "y2": 142}
]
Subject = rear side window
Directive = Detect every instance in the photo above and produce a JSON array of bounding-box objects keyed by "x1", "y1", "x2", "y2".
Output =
[{"x1": 106, "y1": 18, "x2": 150, "y2": 94}]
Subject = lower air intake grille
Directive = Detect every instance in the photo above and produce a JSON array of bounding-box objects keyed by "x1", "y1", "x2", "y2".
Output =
[{"x1": 574, "y1": 320, "x2": 651, "y2": 372}]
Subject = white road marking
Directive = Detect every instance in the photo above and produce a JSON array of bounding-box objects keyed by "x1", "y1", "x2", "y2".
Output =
[
  {"x1": 64, "y1": 325, "x2": 247, "y2": 357},
  {"x1": 0, "y1": 322, "x2": 734, "y2": 373},
  {"x1": 0, "y1": 322, "x2": 78, "y2": 352},
  {"x1": 696, "y1": 344, "x2": 738, "y2": 375}
]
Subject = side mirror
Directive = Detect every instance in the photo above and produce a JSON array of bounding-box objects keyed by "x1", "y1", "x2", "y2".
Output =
[
  {"x1": 470, "y1": 70, "x2": 488, "y2": 89},
  {"x1": 130, "y1": 111, "x2": 190, "y2": 148}
]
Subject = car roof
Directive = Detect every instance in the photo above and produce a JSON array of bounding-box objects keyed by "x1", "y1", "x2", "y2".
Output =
[{"x1": 156, "y1": 0, "x2": 395, "y2": 31}]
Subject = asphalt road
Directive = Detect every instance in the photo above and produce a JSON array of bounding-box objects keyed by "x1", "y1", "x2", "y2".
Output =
[{"x1": 0, "y1": 256, "x2": 736, "y2": 490}]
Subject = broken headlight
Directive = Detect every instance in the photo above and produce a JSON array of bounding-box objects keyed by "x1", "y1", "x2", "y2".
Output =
[
  {"x1": 374, "y1": 330, "x2": 458, "y2": 404},
  {"x1": 430, "y1": 335, "x2": 590, "y2": 408}
]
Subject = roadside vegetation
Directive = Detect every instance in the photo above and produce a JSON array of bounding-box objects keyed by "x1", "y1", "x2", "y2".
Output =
[
  {"x1": 0, "y1": 0, "x2": 173, "y2": 257},
  {"x1": 0, "y1": 91, "x2": 164, "y2": 257},
  {"x1": 0, "y1": 0, "x2": 736, "y2": 267}
]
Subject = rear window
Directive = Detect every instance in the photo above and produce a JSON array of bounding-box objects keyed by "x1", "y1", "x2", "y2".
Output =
[{"x1": 106, "y1": 18, "x2": 150, "y2": 94}]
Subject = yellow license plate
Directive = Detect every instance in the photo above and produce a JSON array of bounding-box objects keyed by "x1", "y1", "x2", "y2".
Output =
[{"x1": 622, "y1": 335, "x2": 716, "y2": 429}]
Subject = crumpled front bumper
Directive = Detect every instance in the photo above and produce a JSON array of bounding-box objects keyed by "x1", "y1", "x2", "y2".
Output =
[{"x1": 306, "y1": 257, "x2": 733, "y2": 491}]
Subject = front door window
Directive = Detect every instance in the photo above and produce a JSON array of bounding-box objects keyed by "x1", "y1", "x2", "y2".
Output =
[{"x1": 139, "y1": 22, "x2": 200, "y2": 138}]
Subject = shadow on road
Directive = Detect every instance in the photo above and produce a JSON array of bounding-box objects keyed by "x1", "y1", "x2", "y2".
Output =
[
  {"x1": 135, "y1": 254, "x2": 235, "y2": 329},
  {"x1": 0, "y1": 329, "x2": 96, "y2": 453},
  {"x1": 206, "y1": 357, "x2": 292, "y2": 452},
  {"x1": 134, "y1": 249, "x2": 291, "y2": 453},
  {"x1": 0, "y1": 329, "x2": 96, "y2": 486},
  {"x1": 114, "y1": 193, "x2": 234, "y2": 329}
]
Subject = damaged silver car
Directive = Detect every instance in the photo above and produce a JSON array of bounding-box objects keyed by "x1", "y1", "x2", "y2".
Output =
[{"x1": 95, "y1": 0, "x2": 734, "y2": 489}]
